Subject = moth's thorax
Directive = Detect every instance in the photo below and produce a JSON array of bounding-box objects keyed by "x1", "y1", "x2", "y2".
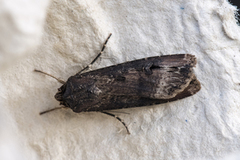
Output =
[{"x1": 55, "y1": 76, "x2": 101, "y2": 112}]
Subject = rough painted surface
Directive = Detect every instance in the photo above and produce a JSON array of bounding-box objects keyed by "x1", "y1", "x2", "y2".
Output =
[{"x1": 1, "y1": 0, "x2": 240, "y2": 159}]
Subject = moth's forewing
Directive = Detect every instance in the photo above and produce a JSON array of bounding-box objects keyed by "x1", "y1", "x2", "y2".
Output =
[{"x1": 57, "y1": 54, "x2": 201, "y2": 112}]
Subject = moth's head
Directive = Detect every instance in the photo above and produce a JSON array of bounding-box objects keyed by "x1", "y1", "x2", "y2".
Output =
[{"x1": 54, "y1": 83, "x2": 70, "y2": 108}]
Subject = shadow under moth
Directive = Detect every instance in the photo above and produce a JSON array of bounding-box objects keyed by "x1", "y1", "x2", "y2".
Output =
[{"x1": 35, "y1": 33, "x2": 201, "y2": 134}]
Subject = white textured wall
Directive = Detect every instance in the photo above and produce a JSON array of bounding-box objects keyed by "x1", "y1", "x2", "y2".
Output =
[{"x1": 1, "y1": 0, "x2": 240, "y2": 159}]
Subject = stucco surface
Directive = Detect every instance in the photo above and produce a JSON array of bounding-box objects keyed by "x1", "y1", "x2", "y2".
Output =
[{"x1": 1, "y1": 0, "x2": 240, "y2": 159}]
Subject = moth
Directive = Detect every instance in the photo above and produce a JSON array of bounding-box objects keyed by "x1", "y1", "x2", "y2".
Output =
[{"x1": 35, "y1": 33, "x2": 201, "y2": 134}]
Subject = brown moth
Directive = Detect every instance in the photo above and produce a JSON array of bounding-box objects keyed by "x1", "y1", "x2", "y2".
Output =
[{"x1": 35, "y1": 34, "x2": 201, "y2": 134}]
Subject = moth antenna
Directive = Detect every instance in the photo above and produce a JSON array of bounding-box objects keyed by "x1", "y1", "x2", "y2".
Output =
[
  {"x1": 79, "y1": 33, "x2": 112, "y2": 73},
  {"x1": 39, "y1": 107, "x2": 67, "y2": 115},
  {"x1": 101, "y1": 111, "x2": 130, "y2": 134},
  {"x1": 34, "y1": 69, "x2": 65, "y2": 84}
]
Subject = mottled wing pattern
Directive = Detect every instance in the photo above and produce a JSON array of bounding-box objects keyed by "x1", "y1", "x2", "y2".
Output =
[{"x1": 60, "y1": 54, "x2": 200, "y2": 112}]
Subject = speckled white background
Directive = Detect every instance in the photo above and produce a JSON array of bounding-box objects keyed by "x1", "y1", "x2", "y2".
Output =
[{"x1": 1, "y1": 0, "x2": 240, "y2": 159}]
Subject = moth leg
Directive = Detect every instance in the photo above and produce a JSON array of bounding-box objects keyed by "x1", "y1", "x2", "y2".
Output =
[
  {"x1": 101, "y1": 111, "x2": 130, "y2": 134},
  {"x1": 34, "y1": 69, "x2": 65, "y2": 84},
  {"x1": 79, "y1": 33, "x2": 112, "y2": 73}
]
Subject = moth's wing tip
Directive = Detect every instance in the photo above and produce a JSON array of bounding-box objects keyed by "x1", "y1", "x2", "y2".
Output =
[
  {"x1": 184, "y1": 54, "x2": 201, "y2": 94},
  {"x1": 166, "y1": 74, "x2": 201, "y2": 102},
  {"x1": 188, "y1": 75, "x2": 201, "y2": 95},
  {"x1": 184, "y1": 54, "x2": 197, "y2": 67}
]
